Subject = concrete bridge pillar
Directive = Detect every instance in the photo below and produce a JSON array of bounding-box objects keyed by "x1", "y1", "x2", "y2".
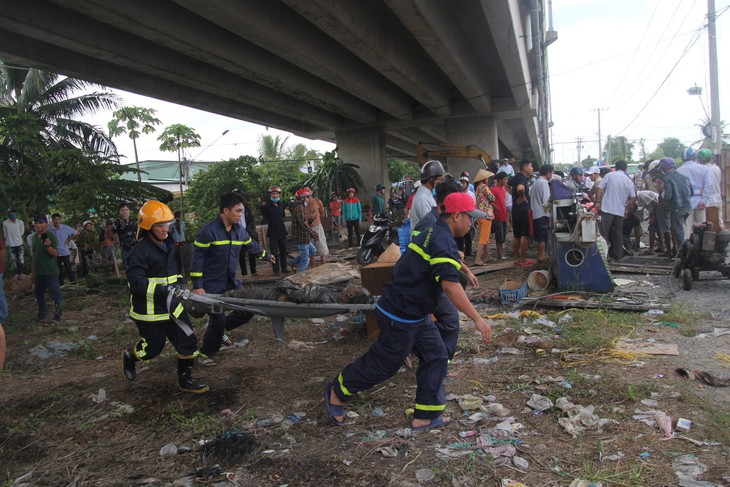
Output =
[
  {"x1": 445, "y1": 116, "x2": 499, "y2": 177},
  {"x1": 335, "y1": 126, "x2": 388, "y2": 202}
]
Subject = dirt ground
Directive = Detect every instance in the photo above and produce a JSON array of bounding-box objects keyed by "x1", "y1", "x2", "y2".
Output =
[{"x1": 1, "y1": 250, "x2": 730, "y2": 487}]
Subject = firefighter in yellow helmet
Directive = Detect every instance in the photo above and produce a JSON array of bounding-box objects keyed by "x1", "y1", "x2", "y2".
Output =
[{"x1": 122, "y1": 200, "x2": 208, "y2": 393}]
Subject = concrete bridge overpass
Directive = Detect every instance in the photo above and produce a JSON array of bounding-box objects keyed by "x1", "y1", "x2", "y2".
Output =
[{"x1": 0, "y1": 0, "x2": 555, "y2": 195}]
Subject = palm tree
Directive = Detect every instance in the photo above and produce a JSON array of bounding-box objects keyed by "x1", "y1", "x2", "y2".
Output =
[
  {"x1": 108, "y1": 106, "x2": 162, "y2": 182},
  {"x1": 158, "y1": 123, "x2": 201, "y2": 212},
  {"x1": 0, "y1": 61, "x2": 119, "y2": 219},
  {"x1": 304, "y1": 148, "x2": 363, "y2": 205},
  {"x1": 258, "y1": 133, "x2": 288, "y2": 161},
  {"x1": 693, "y1": 117, "x2": 730, "y2": 149}
]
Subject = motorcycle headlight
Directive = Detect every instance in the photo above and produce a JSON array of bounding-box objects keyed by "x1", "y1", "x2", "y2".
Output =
[{"x1": 368, "y1": 225, "x2": 378, "y2": 232}]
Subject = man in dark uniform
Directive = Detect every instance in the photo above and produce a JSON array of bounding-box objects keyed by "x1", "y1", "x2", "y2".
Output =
[
  {"x1": 192, "y1": 192, "x2": 274, "y2": 366},
  {"x1": 325, "y1": 193, "x2": 492, "y2": 430},
  {"x1": 261, "y1": 185, "x2": 290, "y2": 275},
  {"x1": 509, "y1": 160, "x2": 535, "y2": 266},
  {"x1": 121, "y1": 200, "x2": 208, "y2": 393}
]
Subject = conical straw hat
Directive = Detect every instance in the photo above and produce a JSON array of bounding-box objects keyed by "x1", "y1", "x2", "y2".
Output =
[{"x1": 473, "y1": 168, "x2": 494, "y2": 183}]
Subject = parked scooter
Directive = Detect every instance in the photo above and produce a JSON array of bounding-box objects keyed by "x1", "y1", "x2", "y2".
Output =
[{"x1": 357, "y1": 213, "x2": 399, "y2": 265}]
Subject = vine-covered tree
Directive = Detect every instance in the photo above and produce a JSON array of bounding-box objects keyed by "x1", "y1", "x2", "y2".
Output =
[{"x1": 303, "y1": 148, "x2": 364, "y2": 205}]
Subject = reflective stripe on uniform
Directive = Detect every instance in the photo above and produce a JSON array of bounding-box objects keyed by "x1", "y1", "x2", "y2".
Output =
[
  {"x1": 190, "y1": 271, "x2": 203, "y2": 277},
  {"x1": 414, "y1": 402, "x2": 446, "y2": 412},
  {"x1": 130, "y1": 310, "x2": 170, "y2": 322},
  {"x1": 337, "y1": 373, "x2": 353, "y2": 396},
  {"x1": 407, "y1": 242, "x2": 461, "y2": 271}
]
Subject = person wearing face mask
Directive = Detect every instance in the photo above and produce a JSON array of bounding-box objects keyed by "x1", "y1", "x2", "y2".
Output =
[
  {"x1": 3, "y1": 209, "x2": 26, "y2": 277},
  {"x1": 410, "y1": 160, "x2": 445, "y2": 231},
  {"x1": 261, "y1": 185, "x2": 290, "y2": 275}
]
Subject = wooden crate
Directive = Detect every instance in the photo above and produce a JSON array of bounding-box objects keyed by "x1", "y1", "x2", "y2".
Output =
[{"x1": 360, "y1": 261, "x2": 395, "y2": 340}]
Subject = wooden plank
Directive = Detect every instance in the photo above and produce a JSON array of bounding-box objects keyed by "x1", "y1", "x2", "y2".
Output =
[
  {"x1": 609, "y1": 264, "x2": 672, "y2": 275},
  {"x1": 471, "y1": 261, "x2": 515, "y2": 276},
  {"x1": 518, "y1": 297, "x2": 669, "y2": 311}
]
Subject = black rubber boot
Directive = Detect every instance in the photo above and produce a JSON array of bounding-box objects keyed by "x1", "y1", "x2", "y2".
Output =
[
  {"x1": 122, "y1": 349, "x2": 137, "y2": 381},
  {"x1": 177, "y1": 358, "x2": 209, "y2": 393}
]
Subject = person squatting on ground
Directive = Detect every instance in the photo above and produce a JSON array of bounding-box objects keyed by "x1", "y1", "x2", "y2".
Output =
[
  {"x1": 261, "y1": 186, "x2": 290, "y2": 275},
  {"x1": 49, "y1": 213, "x2": 78, "y2": 285},
  {"x1": 595, "y1": 160, "x2": 636, "y2": 262},
  {"x1": 3, "y1": 209, "x2": 25, "y2": 276},
  {"x1": 121, "y1": 200, "x2": 208, "y2": 393},
  {"x1": 31, "y1": 214, "x2": 62, "y2": 325},
  {"x1": 342, "y1": 188, "x2": 362, "y2": 248},
  {"x1": 191, "y1": 192, "x2": 274, "y2": 367},
  {"x1": 325, "y1": 192, "x2": 492, "y2": 430},
  {"x1": 290, "y1": 189, "x2": 319, "y2": 273},
  {"x1": 676, "y1": 147, "x2": 710, "y2": 239},
  {"x1": 658, "y1": 158, "x2": 692, "y2": 253},
  {"x1": 473, "y1": 168, "x2": 495, "y2": 265}
]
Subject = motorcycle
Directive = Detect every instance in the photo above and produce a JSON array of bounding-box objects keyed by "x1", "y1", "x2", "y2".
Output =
[{"x1": 357, "y1": 213, "x2": 400, "y2": 265}]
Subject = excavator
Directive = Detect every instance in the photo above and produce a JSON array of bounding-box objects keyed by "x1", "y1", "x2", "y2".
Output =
[{"x1": 416, "y1": 142, "x2": 492, "y2": 169}]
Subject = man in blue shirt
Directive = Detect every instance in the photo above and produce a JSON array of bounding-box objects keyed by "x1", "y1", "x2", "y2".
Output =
[
  {"x1": 325, "y1": 193, "x2": 492, "y2": 430},
  {"x1": 49, "y1": 213, "x2": 78, "y2": 285}
]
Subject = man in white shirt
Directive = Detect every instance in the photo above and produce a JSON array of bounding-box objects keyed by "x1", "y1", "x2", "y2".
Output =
[
  {"x1": 496, "y1": 158, "x2": 515, "y2": 177},
  {"x1": 676, "y1": 147, "x2": 711, "y2": 238},
  {"x1": 697, "y1": 148, "x2": 723, "y2": 229},
  {"x1": 595, "y1": 160, "x2": 637, "y2": 261},
  {"x1": 410, "y1": 160, "x2": 445, "y2": 231},
  {"x1": 3, "y1": 209, "x2": 25, "y2": 276},
  {"x1": 529, "y1": 164, "x2": 553, "y2": 261}
]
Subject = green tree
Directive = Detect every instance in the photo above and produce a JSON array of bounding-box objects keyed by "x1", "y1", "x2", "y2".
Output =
[
  {"x1": 0, "y1": 61, "x2": 119, "y2": 220},
  {"x1": 157, "y1": 123, "x2": 200, "y2": 212},
  {"x1": 303, "y1": 148, "x2": 364, "y2": 205},
  {"x1": 108, "y1": 106, "x2": 162, "y2": 182},
  {"x1": 257, "y1": 133, "x2": 315, "y2": 194},
  {"x1": 694, "y1": 117, "x2": 730, "y2": 149},
  {"x1": 581, "y1": 156, "x2": 598, "y2": 168},
  {"x1": 603, "y1": 136, "x2": 634, "y2": 163},
  {"x1": 388, "y1": 158, "x2": 420, "y2": 182},
  {"x1": 186, "y1": 156, "x2": 262, "y2": 227},
  {"x1": 655, "y1": 137, "x2": 686, "y2": 159}
]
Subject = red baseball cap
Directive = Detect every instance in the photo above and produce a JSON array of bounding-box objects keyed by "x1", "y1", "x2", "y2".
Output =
[
  {"x1": 295, "y1": 188, "x2": 311, "y2": 198},
  {"x1": 443, "y1": 193, "x2": 486, "y2": 219}
]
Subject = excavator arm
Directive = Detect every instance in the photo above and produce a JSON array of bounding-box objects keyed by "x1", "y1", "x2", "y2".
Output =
[{"x1": 416, "y1": 142, "x2": 492, "y2": 168}]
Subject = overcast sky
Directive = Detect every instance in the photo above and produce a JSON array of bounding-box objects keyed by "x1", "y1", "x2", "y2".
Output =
[
  {"x1": 549, "y1": 0, "x2": 729, "y2": 164},
  {"x1": 88, "y1": 0, "x2": 729, "y2": 167}
]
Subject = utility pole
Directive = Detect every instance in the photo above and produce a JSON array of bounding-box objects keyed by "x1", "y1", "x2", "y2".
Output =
[
  {"x1": 707, "y1": 0, "x2": 722, "y2": 161},
  {"x1": 576, "y1": 137, "x2": 583, "y2": 165},
  {"x1": 606, "y1": 135, "x2": 612, "y2": 165},
  {"x1": 592, "y1": 108, "x2": 607, "y2": 161}
]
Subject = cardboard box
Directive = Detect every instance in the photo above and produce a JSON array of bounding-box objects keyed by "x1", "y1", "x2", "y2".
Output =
[{"x1": 361, "y1": 261, "x2": 395, "y2": 340}]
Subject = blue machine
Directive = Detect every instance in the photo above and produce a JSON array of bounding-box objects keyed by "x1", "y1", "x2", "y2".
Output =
[{"x1": 550, "y1": 181, "x2": 614, "y2": 292}]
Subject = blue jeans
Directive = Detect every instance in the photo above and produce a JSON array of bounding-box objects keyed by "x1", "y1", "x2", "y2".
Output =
[
  {"x1": 35, "y1": 274, "x2": 62, "y2": 321},
  {"x1": 0, "y1": 272, "x2": 8, "y2": 323},
  {"x1": 292, "y1": 243, "x2": 316, "y2": 273}
]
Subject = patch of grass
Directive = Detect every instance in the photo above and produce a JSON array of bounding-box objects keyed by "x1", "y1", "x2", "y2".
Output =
[
  {"x1": 7, "y1": 416, "x2": 42, "y2": 435},
  {"x1": 661, "y1": 302, "x2": 711, "y2": 337},
  {"x1": 578, "y1": 457, "x2": 645, "y2": 486},
  {"x1": 64, "y1": 295, "x2": 94, "y2": 311},
  {"x1": 554, "y1": 309, "x2": 640, "y2": 353},
  {"x1": 624, "y1": 382, "x2": 654, "y2": 401},
  {"x1": 70, "y1": 340, "x2": 97, "y2": 360},
  {"x1": 166, "y1": 409, "x2": 221, "y2": 434},
  {"x1": 675, "y1": 383, "x2": 730, "y2": 444}
]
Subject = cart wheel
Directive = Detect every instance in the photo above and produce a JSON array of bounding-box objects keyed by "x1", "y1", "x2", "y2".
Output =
[
  {"x1": 672, "y1": 259, "x2": 682, "y2": 278},
  {"x1": 692, "y1": 266, "x2": 700, "y2": 281},
  {"x1": 682, "y1": 269, "x2": 693, "y2": 291}
]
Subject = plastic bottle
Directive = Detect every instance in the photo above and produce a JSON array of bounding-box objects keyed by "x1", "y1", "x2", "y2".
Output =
[
  {"x1": 281, "y1": 413, "x2": 301, "y2": 430},
  {"x1": 398, "y1": 219, "x2": 411, "y2": 254}
]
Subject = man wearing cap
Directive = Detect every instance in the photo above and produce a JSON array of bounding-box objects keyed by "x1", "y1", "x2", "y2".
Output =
[
  {"x1": 30, "y1": 214, "x2": 62, "y2": 325},
  {"x1": 76, "y1": 220, "x2": 99, "y2": 277},
  {"x1": 698, "y1": 149, "x2": 723, "y2": 229},
  {"x1": 460, "y1": 171, "x2": 475, "y2": 193},
  {"x1": 677, "y1": 148, "x2": 711, "y2": 239},
  {"x1": 290, "y1": 188, "x2": 319, "y2": 273},
  {"x1": 49, "y1": 213, "x2": 78, "y2": 286},
  {"x1": 325, "y1": 192, "x2": 492, "y2": 430},
  {"x1": 411, "y1": 160, "x2": 445, "y2": 230},
  {"x1": 304, "y1": 187, "x2": 329, "y2": 266},
  {"x1": 585, "y1": 166, "x2": 602, "y2": 201},
  {"x1": 369, "y1": 184, "x2": 386, "y2": 224},
  {"x1": 565, "y1": 167, "x2": 587, "y2": 195},
  {"x1": 3, "y1": 209, "x2": 25, "y2": 277},
  {"x1": 595, "y1": 160, "x2": 637, "y2": 261},
  {"x1": 659, "y1": 158, "x2": 692, "y2": 253},
  {"x1": 496, "y1": 158, "x2": 515, "y2": 177},
  {"x1": 112, "y1": 203, "x2": 138, "y2": 268},
  {"x1": 261, "y1": 185, "x2": 290, "y2": 275}
]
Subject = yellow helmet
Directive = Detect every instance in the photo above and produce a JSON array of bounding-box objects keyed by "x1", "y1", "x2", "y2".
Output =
[{"x1": 138, "y1": 201, "x2": 174, "y2": 230}]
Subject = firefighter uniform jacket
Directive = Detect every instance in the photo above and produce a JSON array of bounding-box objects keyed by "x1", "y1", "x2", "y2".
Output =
[
  {"x1": 191, "y1": 215, "x2": 270, "y2": 294},
  {"x1": 126, "y1": 234, "x2": 184, "y2": 323}
]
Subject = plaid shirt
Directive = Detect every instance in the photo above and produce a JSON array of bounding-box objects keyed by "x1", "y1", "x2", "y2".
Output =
[{"x1": 290, "y1": 203, "x2": 317, "y2": 244}]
